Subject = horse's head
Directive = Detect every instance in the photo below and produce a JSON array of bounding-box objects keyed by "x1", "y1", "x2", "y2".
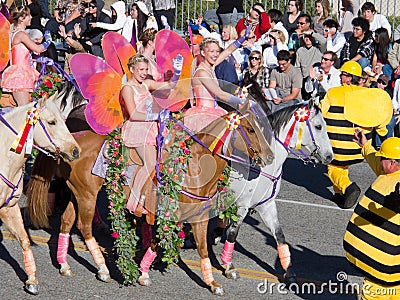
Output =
[
  {"x1": 300, "y1": 100, "x2": 333, "y2": 165},
  {"x1": 234, "y1": 101, "x2": 274, "y2": 167},
  {"x1": 34, "y1": 96, "x2": 81, "y2": 161}
]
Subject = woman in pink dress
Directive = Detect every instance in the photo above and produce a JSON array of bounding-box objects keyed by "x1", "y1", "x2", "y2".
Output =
[
  {"x1": 120, "y1": 54, "x2": 182, "y2": 214},
  {"x1": 1, "y1": 7, "x2": 52, "y2": 105},
  {"x1": 184, "y1": 32, "x2": 250, "y2": 133}
]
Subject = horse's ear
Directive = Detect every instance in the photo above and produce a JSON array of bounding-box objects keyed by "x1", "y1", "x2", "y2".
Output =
[
  {"x1": 47, "y1": 91, "x2": 59, "y2": 103},
  {"x1": 308, "y1": 98, "x2": 315, "y2": 110}
]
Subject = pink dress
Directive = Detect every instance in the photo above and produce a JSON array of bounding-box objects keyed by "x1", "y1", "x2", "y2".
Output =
[
  {"x1": 184, "y1": 67, "x2": 227, "y2": 132},
  {"x1": 1, "y1": 32, "x2": 39, "y2": 92},
  {"x1": 122, "y1": 83, "x2": 158, "y2": 147}
]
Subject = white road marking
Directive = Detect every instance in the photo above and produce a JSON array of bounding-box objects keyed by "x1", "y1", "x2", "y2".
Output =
[{"x1": 276, "y1": 198, "x2": 354, "y2": 211}]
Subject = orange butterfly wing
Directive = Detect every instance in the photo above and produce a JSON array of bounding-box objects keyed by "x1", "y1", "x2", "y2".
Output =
[
  {"x1": 70, "y1": 53, "x2": 123, "y2": 134},
  {"x1": 0, "y1": 12, "x2": 10, "y2": 72}
]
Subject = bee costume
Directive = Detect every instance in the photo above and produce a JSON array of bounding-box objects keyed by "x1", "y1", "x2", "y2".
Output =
[{"x1": 320, "y1": 61, "x2": 392, "y2": 209}]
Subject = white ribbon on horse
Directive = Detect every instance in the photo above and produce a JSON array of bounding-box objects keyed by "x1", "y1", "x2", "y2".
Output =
[{"x1": 10, "y1": 108, "x2": 39, "y2": 154}]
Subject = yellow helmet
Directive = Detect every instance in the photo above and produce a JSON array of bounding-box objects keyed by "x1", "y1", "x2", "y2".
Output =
[
  {"x1": 339, "y1": 61, "x2": 362, "y2": 77},
  {"x1": 375, "y1": 137, "x2": 400, "y2": 159}
]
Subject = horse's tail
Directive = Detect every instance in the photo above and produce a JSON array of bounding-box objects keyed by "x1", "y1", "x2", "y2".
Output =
[{"x1": 26, "y1": 152, "x2": 58, "y2": 228}]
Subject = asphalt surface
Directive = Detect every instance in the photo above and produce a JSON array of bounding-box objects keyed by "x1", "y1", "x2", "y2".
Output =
[{"x1": 0, "y1": 157, "x2": 377, "y2": 299}]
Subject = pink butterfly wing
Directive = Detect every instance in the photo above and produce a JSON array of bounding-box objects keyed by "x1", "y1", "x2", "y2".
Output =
[
  {"x1": 0, "y1": 12, "x2": 10, "y2": 72},
  {"x1": 102, "y1": 32, "x2": 136, "y2": 78},
  {"x1": 154, "y1": 29, "x2": 193, "y2": 111},
  {"x1": 70, "y1": 53, "x2": 123, "y2": 134}
]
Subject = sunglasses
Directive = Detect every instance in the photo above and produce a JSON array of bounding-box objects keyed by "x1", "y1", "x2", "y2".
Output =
[
  {"x1": 377, "y1": 79, "x2": 387, "y2": 85},
  {"x1": 321, "y1": 57, "x2": 332, "y2": 61},
  {"x1": 323, "y1": 29, "x2": 330, "y2": 32},
  {"x1": 250, "y1": 56, "x2": 261, "y2": 60},
  {"x1": 84, "y1": 3, "x2": 96, "y2": 8}
]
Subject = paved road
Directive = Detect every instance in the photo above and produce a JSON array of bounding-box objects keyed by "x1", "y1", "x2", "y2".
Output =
[{"x1": 0, "y1": 157, "x2": 376, "y2": 299}]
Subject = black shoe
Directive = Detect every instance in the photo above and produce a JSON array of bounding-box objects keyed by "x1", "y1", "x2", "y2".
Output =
[
  {"x1": 342, "y1": 183, "x2": 361, "y2": 209},
  {"x1": 331, "y1": 193, "x2": 344, "y2": 207}
]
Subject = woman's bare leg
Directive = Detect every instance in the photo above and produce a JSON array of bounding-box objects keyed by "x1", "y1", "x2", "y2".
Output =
[
  {"x1": 126, "y1": 145, "x2": 156, "y2": 213},
  {"x1": 12, "y1": 91, "x2": 31, "y2": 106}
]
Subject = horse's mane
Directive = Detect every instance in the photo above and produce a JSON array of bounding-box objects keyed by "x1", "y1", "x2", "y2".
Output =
[
  {"x1": 57, "y1": 80, "x2": 86, "y2": 111},
  {"x1": 267, "y1": 103, "x2": 321, "y2": 136}
]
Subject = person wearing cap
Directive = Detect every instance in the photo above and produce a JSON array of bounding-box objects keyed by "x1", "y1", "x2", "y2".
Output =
[
  {"x1": 344, "y1": 130, "x2": 400, "y2": 299},
  {"x1": 320, "y1": 60, "x2": 392, "y2": 209}
]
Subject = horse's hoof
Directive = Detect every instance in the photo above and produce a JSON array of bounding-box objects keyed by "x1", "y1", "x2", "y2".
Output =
[
  {"x1": 97, "y1": 272, "x2": 111, "y2": 283},
  {"x1": 210, "y1": 285, "x2": 224, "y2": 296},
  {"x1": 138, "y1": 275, "x2": 152, "y2": 286},
  {"x1": 24, "y1": 283, "x2": 39, "y2": 295},
  {"x1": 225, "y1": 268, "x2": 240, "y2": 280},
  {"x1": 59, "y1": 268, "x2": 75, "y2": 277},
  {"x1": 284, "y1": 270, "x2": 297, "y2": 285}
]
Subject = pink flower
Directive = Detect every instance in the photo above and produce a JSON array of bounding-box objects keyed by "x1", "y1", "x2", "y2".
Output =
[
  {"x1": 183, "y1": 148, "x2": 190, "y2": 155},
  {"x1": 109, "y1": 201, "x2": 115, "y2": 207},
  {"x1": 121, "y1": 170, "x2": 127, "y2": 177},
  {"x1": 165, "y1": 212, "x2": 171, "y2": 218},
  {"x1": 177, "y1": 222, "x2": 182, "y2": 227},
  {"x1": 173, "y1": 174, "x2": 179, "y2": 181},
  {"x1": 168, "y1": 167, "x2": 173, "y2": 174},
  {"x1": 163, "y1": 225, "x2": 169, "y2": 231},
  {"x1": 173, "y1": 158, "x2": 179, "y2": 163},
  {"x1": 178, "y1": 230, "x2": 185, "y2": 239},
  {"x1": 111, "y1": 232, "x2": 119, "y2": 239}
]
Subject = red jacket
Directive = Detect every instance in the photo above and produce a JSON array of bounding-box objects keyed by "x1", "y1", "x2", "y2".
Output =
[{"x1": 235, "y1": 12, "x2": 271, "y2": 41}]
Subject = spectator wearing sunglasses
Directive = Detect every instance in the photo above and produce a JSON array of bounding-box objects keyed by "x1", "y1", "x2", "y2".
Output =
[
  {"x1": 242, "y1": 50, "x2": 270, "y2": 105},
  {"x1": 305, "y1": 51, "x2": 341, "y2": 102},
  {"x1": 79, "y1": 0, "x2": 111, "y2": 58},
  {"x1": 287, "y1": 13, "x2": 311, "y2": 53}
]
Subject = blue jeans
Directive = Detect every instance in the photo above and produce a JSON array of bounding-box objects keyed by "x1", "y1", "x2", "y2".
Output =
[
  {"x1": 357, "y1": 57, "x2": 371, "y2": 70},
  {"x1": 382, "y1": 63, "x2": 394, "y2": 79},
  {"x1": 376, "y1": 115, "x2": 398, "y2": 147}
]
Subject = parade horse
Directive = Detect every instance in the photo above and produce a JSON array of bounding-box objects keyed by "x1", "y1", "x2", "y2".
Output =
[
  {"x1": 220, "y1": 100, "x2": 333, "y2": 284},
  {"x1": 0, "y1": 97, "x2": 80, "y2": 295},
  {"x1": 26, "y1": 101, "x2": 274, "y2": 294}
]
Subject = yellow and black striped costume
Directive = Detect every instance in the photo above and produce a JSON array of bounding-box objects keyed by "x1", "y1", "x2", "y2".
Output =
[
  {"x1": 320, "y1": 85, "x2": 389, "y2": 194},
  {"x1": 344, "y1": 142, "x2": 400, "y2": 285}
]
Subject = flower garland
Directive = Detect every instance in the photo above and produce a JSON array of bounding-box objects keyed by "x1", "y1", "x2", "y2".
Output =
[
  {"x1": 156, "y1": 111, "x2": 189, "y2": 266},
  {"x1": 214, "y1": 166, "x2": 239, "y2": 225},
  {"x1": 31, "y1": 72, "x2": 63, "y2": 101},
  {"x1": 105, "y1": 128, "x2": 140, "y2": 285}
]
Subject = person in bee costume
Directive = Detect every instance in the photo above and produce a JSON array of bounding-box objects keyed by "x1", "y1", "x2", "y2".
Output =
[
  {"x1": 344, "y1": 131, "x2": 400, "y2": 299},
  {"x1": 320, "y1": 61, "x2": 392, "y2": 209}
]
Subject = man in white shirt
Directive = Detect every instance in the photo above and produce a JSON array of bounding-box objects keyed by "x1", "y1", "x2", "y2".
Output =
[
  {"x1": 305, "y1": 51, "x2": 341, "y2": 103},
  {"x1": 323, "y1": 19, "x2": 346, "y2": 61},
  {"x1": 361, "y1": 1, "x2": 391, "y2": 37}
]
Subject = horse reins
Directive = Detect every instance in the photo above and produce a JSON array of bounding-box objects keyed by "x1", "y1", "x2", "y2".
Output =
[{"x1": 0, "y1": 104, "x2": 61, "y2": 207}]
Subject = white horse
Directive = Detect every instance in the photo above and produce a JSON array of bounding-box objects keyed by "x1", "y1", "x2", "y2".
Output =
[
  {"x1": 0, "y1": 97, "x2": 80, "y2": 295},
  {"x1": 221, "y1": 100, "x2": 333, "y2": 283}
]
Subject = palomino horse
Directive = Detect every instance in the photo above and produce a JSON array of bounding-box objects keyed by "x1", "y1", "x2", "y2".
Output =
[
  {"x1": 0, "y1": 97, "x2": 80, "y2": 295},
  {"x1": 26, "y1": 101, "x2": 274, "y2": 294},
  {"x1": 220, "y1": 101, "x2": 333, "y2": 284}
]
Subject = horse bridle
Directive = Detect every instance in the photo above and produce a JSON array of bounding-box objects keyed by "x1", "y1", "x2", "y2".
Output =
[{"x1": 0, "y1": 103, "x2": 62, "y2": 207}]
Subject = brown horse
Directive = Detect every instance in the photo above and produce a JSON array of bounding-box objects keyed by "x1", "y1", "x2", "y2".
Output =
[{"x1": 27, "y1": 103, "x2": 273, "y2": 293}]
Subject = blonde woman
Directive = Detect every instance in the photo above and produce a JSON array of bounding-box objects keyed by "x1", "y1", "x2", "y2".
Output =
[
  {"x1": 312, "y1": 0, "x2": 331, "y2": 35},
  {"x1": 120, "y1": 54, "x2": 183, "y2": 214}
]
